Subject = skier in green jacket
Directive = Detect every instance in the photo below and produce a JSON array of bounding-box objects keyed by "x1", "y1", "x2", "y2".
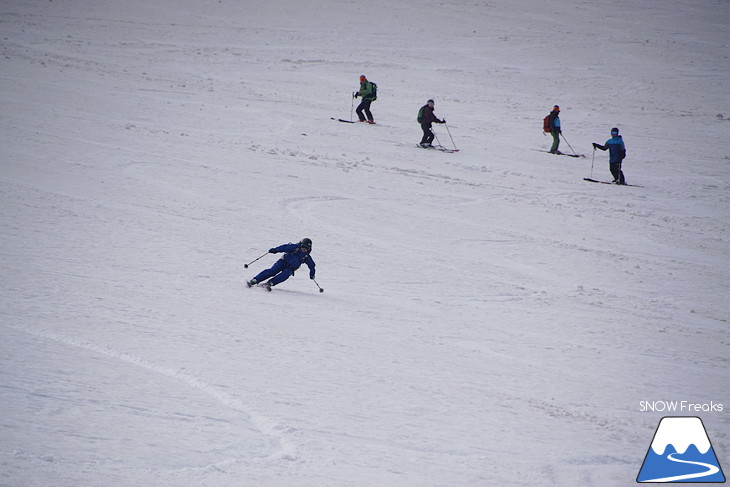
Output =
[{"x1": 354, "y1": 75, "x2": 376, "y2": 124}]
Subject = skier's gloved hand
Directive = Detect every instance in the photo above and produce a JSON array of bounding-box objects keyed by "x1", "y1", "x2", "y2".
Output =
[
  {"x1": 310, "y1": 274, "x2": 315, "y2": 279},
  {"x1": 353, "y1": 92, "x2": 360, "y2": 98},
  {"x1": 269, "y1": 248, "x2": 277, "y2": 253},
  {"x1": 592, "y1": 143, "x2": 599, "y2": 148},
  {"x1": 440, "y1": 119, "x2": 446, "y2": 123}
]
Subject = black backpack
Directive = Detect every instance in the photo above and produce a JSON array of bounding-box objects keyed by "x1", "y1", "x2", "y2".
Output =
[{"x1": 370, "y1": 82, "x2": 377, "y2": 101}]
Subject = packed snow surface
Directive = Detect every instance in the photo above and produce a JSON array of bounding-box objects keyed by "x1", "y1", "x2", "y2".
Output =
[{"x1": 1, "y1": 0, "x2": 729, "y2": 485}]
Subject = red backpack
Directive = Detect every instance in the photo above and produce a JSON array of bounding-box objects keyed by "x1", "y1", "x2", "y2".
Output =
[{"x1": 543, "y1": 115, "x2": 551, "y2": 133}]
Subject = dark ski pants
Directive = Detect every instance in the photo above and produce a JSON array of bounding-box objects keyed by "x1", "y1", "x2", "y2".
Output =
[
  {"x1": 356, "y1": 99, "x2": 374, "y2": 122},
  {"x1": 550, "y1": 130, "x2": 560, "y2": 152},
  {"x1": 610, "y1": 162, "x2": 626, "y2": 184},
  {"x1": 420, "y1": 124, "x2": 434, "y2": 145},
  {"x1": 253, "y1": 259, "x2": 294, "y2": 287}
]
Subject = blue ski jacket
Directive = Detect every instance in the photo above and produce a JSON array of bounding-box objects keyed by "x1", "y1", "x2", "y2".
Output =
[
  {"x1": 270, "y1": 243, "x2": 316, "y2": 278},
  {"x1": 595, "y1": 135, "x2": 626, "y2": 163}
]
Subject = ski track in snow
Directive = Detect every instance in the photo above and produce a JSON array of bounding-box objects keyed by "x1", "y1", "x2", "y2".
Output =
[{"x1": 5, "y1": 324, "x2": 299, "y2": 465}]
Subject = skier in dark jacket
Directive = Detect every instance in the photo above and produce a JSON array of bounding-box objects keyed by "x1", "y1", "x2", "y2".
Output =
[
  {"x1": 354, "y1": 75, "x2": 376, "y2": 123},
  {"x1": 247, "y1": 238, "x2": 316, "y2": 290},
  {"x1": 593, "y1": 127, "x2": 627, "y2": 184},
  {"x1": 418, "y1": 99, "x2": 445, "y2": 147},
  {"x1": 548, "y1": 105, "x2": 561, "y2": 153}
]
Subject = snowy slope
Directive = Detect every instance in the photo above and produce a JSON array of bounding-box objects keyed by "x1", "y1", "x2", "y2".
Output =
[{"x1": 1, "y1": 0, "x2": 729, "y2": 486}]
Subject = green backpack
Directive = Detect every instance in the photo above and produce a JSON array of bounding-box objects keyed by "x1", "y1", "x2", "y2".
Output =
[{"x1": 417, "y1": 105, "x2": 426, "y2": 123}]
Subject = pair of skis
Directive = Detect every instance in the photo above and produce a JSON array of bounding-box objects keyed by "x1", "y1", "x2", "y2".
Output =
[
  {"x1": 532, "y1": 149, "x2": 585, "y2": 158},
  {"x1": 583, "y1": 178, "x2": 642, "y2": 187},
  {"x1": 417, "y1": 144, "x2": 459, "y2": 153},
  {"x1": 332, "y1": 118, "x2": 373, "y2": 124},
  {"x1": 247, "y1": 280, "x2": 272, "y2": 292}
]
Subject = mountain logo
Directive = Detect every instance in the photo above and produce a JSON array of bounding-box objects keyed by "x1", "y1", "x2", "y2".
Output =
[{"x1": 637, "y1": 416, "x2": 725, "y2": 483}]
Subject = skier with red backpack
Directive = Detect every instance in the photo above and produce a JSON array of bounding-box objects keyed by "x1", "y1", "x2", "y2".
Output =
[{"x1": 545, "y1": 105, "x2": 562, "y2": 154}]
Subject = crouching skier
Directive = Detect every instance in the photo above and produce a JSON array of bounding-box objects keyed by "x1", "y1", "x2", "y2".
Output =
[{"x1": 247, "y1": 238, "x2": 315, "y2": 291}]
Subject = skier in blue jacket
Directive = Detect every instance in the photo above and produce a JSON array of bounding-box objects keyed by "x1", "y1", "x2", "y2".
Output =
[
  {"x1": 593, "y1": 127, "x2": 627, "y2": 184},
  {"x1": 247, "y1": 238, "x2": 316, "y2": 290}
]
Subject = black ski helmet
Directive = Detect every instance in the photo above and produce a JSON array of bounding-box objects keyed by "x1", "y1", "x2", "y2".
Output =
[
  {"x1": 300, "y1": 238, "x2": 312, "y2": 251},
  {"x1": 611, "y1": 127, "x2": 620, "y2": 135}
]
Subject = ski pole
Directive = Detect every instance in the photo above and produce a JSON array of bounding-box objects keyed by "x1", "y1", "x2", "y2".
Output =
[
  {"x1": 350, "y1": 92, "x2": 355, "y2": 122},
  {"x1": 590, "y1": 147, "x2": 596, "y2": 179},
  {"x1": 244, "y1": 251, "x2": 269, "y2": 269},
  {"x1": 313, "y1": 278, "x2": 324, "y2": 293},
  {"x1": 432, "y1": 128, "x2": 443, "y2": 150},
  {"x1": 444, "y1": 122, "x2": 458, "y2": 151},
  {"x1": 560, "y1": 133, "x2": 579, "y2": 156}
]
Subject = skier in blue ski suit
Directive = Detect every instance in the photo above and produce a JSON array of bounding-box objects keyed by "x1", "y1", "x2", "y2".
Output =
[
  {"x1": 247, "y1": 238, "x2": 316, "y2": 289},
  {"x1": 593, "y1": 127, "x2": 627, "y2": 184}
]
